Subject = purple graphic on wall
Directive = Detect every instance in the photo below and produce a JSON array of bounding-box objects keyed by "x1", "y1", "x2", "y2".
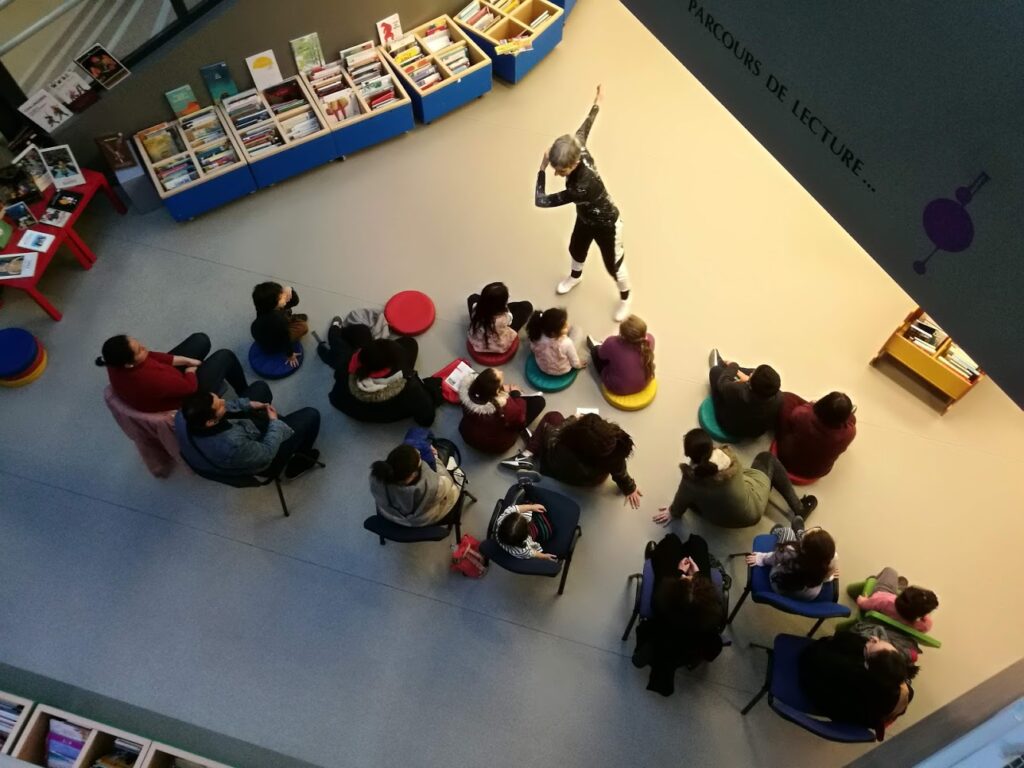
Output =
[{"x1": 914, "y1": 172, "x2": 990, "y2": 275}]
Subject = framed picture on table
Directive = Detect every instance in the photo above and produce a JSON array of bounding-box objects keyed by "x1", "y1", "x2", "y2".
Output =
[{"x1": 39, "y1": 145, "x2": 86, "y2": 189}]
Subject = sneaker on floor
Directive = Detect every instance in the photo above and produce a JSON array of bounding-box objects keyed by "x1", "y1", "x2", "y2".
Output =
[
  {"x1": 613, "y1": 297, "x2": 632, "y2": 322},
  {"x1": 284, "y1": 449, "x2": 320, "y2": 479},
  {"x1": 500, "y1": 451, "x2": 535, "y2": 471},
  {"x1": 800, "y1": 495, "x2": 818, "y2": 517},
  {"x1": 556, "y1": 275, "x2": 583, "y2": 295},
  {"x1": 709, "y1": 348, "x2": 723, "y2": 368}
]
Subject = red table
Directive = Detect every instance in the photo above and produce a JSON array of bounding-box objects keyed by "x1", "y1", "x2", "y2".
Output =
[{"x1": 1, "y1": 169, "x2": 126, "y2": 320}]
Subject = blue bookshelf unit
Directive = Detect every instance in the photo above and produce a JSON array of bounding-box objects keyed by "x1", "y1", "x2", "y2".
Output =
[{"x1": 456, "y1": 0, "x2": 564, "y2": 84}]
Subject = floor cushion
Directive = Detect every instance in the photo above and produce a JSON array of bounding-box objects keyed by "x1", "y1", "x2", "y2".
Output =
[
  {"x1": 466, "y1": 334, "x2": 519, "y2": 366},
  {"x1": 525, "y1": 354, "x2": 578, "y2": 392},
  {"x1": 601, "y1": 378, "x2": 657, "y2": 411},
  {"x1": 385, "y1": 290, "x2": 436, "y2": 336},
  {"x1": 698, "y1": 396, "x2": 740, "y2": 443},
  {"x1": 0, "y1": 328, "x2": 39, "y2": 378},
  {"x1": 248, "y1": 341, "x2": 303, "y2": 379}
]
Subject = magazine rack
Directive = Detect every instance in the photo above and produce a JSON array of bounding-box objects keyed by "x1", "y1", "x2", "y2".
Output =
[
  {"x1": 551, "y1": 0, "x2": 576, "y2": 17},
  {"x1": 455, "y1": 0, "x2": 564, "y2": 83},
  {"x1": 12, "y1": 705, "x2": 151, "y2": 767},
  {"x1": 0, "y1": 691, "x2": 32, "y2": 756}
]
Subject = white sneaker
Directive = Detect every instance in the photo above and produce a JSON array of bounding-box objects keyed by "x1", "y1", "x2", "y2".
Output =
[
  {"x1": 556, "y1": 275, "x2": 583, "y2": 295},
  {"x1": 613, "y1": 297, "x2": 632, "y2": 322}
]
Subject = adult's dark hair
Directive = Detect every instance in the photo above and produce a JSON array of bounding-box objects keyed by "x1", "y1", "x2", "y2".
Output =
[
  {"x1": 497, "y1": 510, "x2": 529, "y2": 547},
  {"x1": 771, "y1": 528, "x2": 836, "y2": 592},
  {"x1": 469, "y1": 282, "x2": 510, "y2": 342},
  {"x1": 526, "y1": 307, "x2": 568, "y2": 342},
  {"x1": 813, "y1": 391, "x2": 855, "y2": 428},
  {"x1": 252, "y1": 281, "x2": 283, "y2": 313},
  {"x1": 682, "y1": 428, "x2": 718, "y2": 479},
  {"x1": 559, "y1": 413, "x2": 634, "y2": 472},
  {"x1": 895, "y1": 586, "x2": 939, "y2": 622},
  {"x1": 370, "y1": 444, "x2": 420, "y2": 484},
  {"x1": 749, "y1": 364, "x2": 781, "y2": 399},
  {"x1": 468, "y1": 367, "x2": 502, "y2": 406},
  {"x1": 654, "y1": 577, "x2": 723, "y2": 634},
  {"x1": 867, "y1": 647, "x2": 919, "y2": 683},
  {"x1": 356, "y1": 339, "x2": 403, "y2": 379},
  {"x1": 181, "y1": 391, "x2": 216, "y2": 431},
  {"x1": 95, "y1": 334, "x2": 133, "y2": 367}
]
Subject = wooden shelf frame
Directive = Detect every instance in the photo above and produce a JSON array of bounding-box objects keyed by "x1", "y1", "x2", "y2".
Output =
[
  {"x1": 138, "y1": 741, "x2": 233, "y2": 768},
  {"x1": 300, "y1": 50, "x2": 412, "y2": 129},
  {"x1": 11, "y1": 705, "x2": 150, "y2": 768},
  {"x1": 455, "y1": 0, "x2": 563, "y2": 43},
  {"x1": 220, "y1": 77, "x2": 331, "y2": 164},
  {"x1": 0, "y1": 691, "x2": 32, "y2": 756},
  {"x1": 380, "y1": 15, "x2": 491, "y2": 96}
]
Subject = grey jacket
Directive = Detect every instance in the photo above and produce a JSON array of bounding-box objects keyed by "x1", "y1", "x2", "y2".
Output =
[
  {"x1": 369, "y1": 458, "x2": 459, "y2": 527},
  {"x1": 175, "y1": 398, "x2": 294, "y2": 475}
]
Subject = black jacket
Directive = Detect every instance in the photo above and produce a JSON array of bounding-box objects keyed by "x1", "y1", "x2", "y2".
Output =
[
  {"x1": 710, "y1": 363, "x2": 781, "y2": 438},
  {"x1": 251, "y1": 290, "x2": 300, "y2": 354}
]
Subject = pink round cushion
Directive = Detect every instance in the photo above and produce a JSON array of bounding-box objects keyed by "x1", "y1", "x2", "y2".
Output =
[
  {"x1": 384, "y1": 290, "x2": 436, "y2": 336},
  {"x1": 466, "y1": 335, "x2": 520, "y2": 366}
]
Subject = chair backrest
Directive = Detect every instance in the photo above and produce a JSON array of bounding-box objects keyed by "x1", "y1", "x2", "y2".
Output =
[
  {"x1": 363, "y1": 514, "x2": 449, "y2": 542},
  {"x1": 487, "y1": 484, "x2": 527, "y2": 539}
]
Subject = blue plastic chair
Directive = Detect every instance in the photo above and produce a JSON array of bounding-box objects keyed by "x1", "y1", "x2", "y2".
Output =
[
  {"x1": 727, "y1": 533, "x2": 850, "y2": 636},
  {"x1": 741, "y1": 633, "x2": 880, "y2": 743},
  {"x1": 479, "y1": 476, "x2": 582, "y2": 595},
  {"x1": 698, "y1": 396, "x2": 740, "y2": 443},
  {"x1": 248, "y1": 341, "x2": 303, "y2": 379},
  {"x1": 525, "y1": 354, "x2": 578, "y2": 392}
]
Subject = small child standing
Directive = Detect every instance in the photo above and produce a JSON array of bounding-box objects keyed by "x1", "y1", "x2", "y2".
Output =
[
  {"x1": 527, "y1": 308, "x2": 586, "y2": 376},
  {"x1": 746, "y1": 522, "x2": 838, "y2": 600},
  {"x1": 495, "y1": 502, "x2": 557, "y2": 560},
  {"x1": 854, "y1": 567, "x2": 938, "y2": 633}
]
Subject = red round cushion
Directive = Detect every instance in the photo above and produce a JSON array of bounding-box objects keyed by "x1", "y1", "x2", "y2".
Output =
[
  {"x1": 465, "y1": 335, "x2": 519, "y2": 366},
  {"x1": 769, "y1": 439, "x2": 818, "y2": 486},
  {"x1": 384, "y1": 290, "x2": 436, "y2": 336}
]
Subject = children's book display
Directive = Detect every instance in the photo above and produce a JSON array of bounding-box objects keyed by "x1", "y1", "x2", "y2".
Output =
[
  {"x1": 39, "y1": 145, "x2": 86, "y2": 189},
  {"x1": 380, "y1": 15, "x2": 492, "y2": 123},
  {"x1": 165, "y1": 84, "x2": 201, "y2": 117},
  {"x1": 0, "y1": 692, "x2": 31, "y2": 754},
  {"x1": 11, "y1": 706, "x2": 151, "y2": 767},
  {"x1": 199, "y1": 61, "x2": 238, "y2": 103},
  {"x1": 244, "y1": 49, "x2": 283, "y2": 90},
  {"x1": 454, "y1": 0, "x2": 564, "y2": 82},
  {"x1": 39, "y1": 190, "x2": 82, "y2": 227}
]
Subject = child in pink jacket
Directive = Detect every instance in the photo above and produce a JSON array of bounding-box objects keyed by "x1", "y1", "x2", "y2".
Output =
[{"x1": 856, "y1": 567, "x2": 938, "y2": 633}]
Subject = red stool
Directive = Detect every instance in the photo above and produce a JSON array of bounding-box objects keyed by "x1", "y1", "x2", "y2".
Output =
[
  {"x1": 385, "y1": 290, "x2": 436, "y2": 336},
  {"x1": 770, "y1": 439, "x2": 818, "y2": 486},
  {"x1": 466, "y1": 335, "x2": 520, "y2": 366}
]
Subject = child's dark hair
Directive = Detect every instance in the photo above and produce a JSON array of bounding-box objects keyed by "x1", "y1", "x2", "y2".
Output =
[
  {"x1": 181, "y1": 391, "x2": 216, "y2": 430},
  {"x1": 749, "y1": 364, "x2": 781, "y2": 398},
  {"x1": 867, "y1": 647, "x2": 919, "y2": 683},
  {"x1": 370, "y1": 444, "x2": 420, "y2": 483},
  {"x1": 527, "y1": 307, "x2": 568, "y2": 342},
  {"x1": 468, "y1": 368, "x2": 502, "y2": 406},
  {"x1": 813, "y1": 391, "x2": 855, "y2": 428},
  {"x1": 356, "y1": 339, "x2": 402, "y2": 379},
  {"x1": 469, "y1": 282, "x2": 510, "y2": 342},
  {"x1": 682, "y1": 428, "x2": 718, "y2": 479},
  {"x1": 895, "y1": 586, "x2": 938, "y2": 622},
  {"x1": 95, "y1": 334, "x2": 133, "y2": 367},
  {"x1": 771, "y1": 528, "x2": 836, "y2": 593},
  {"x1": 497, "y1": 510, "x2": 529, "y2": 547},
  {"x1": 559, "y1": 413, "x2": 634, "y2": 472},
  {"x1": 252, "y1": 281, "x2": 283, "y2": 313}
]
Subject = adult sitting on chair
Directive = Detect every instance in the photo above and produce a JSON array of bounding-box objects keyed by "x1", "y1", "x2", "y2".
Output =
[
  {"x1": 458, "y1": 368, "x2": 546, "y2": 454},
  {"x1": 707, "y1": 349, "x2": 782, "y2": 439},
  {"x1": 369, "y1": 443, "x2": 463, "y2": 528},
  {"x1": 633, "y1": 533, "x2": 725, "y2": 696},
  {"x1": 97, "y1": 333, "x2": 249, "y2": 413},
  {"x1": 177, "y1": 389, "x2": 321, "y2": 478},
  {"x1": 799, "y1": 629, "x2": 918, "y2": 733},
  {"x1": 776, "y1": 391, "x2": 857, "y2": 478},
  {"x1": 321, "y1": 322, "x2": 442, "y2": 427},
  {"x1": 251, "y1": 282, "x2": 309, "y2": 369},
  {"x1": 653, "y1": 428, "x2": 816, "y2": 529},
  {"x1": 501, "y1": 412, "x2": 643, "y2": 509}
]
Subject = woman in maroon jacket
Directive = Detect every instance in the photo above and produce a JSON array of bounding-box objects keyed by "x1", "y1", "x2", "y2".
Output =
[
  {"x1": 775, "y1": 391, "x2": 857, "y2": 478},
  {"x1": 457, "y1": 368, "x2": 546, "y2": 454}
]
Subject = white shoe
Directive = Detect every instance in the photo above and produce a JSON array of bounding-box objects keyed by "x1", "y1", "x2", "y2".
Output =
[
  {"x1": 556, "y1": 275, "x2": 583, "y2": 295},
  {"x1": 613, "y1": 297, "x2": 632, "y2": 322}
]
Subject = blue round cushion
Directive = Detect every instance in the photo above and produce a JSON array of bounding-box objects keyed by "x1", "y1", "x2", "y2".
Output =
[
  {"x1": 248, "y1": 341, "x2": 303, "y2": 379},
  {"x1": 698, "y1": 396, "x2": 740, "y2": 443},
  {"x1": 525, "y1": 354, "x2": 578, "y2": 392},
  {"x1": 0, "y1": 328, "x2": 39, "y2": 378}
]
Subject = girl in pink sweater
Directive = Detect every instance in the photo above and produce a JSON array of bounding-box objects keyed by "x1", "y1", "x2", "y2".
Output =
[
  {"x1": 856, "y1": 567, "x2": 938, "y2": 633},
  {"x1": 527, "y1": 307, "x2": 586, "y2": 375}
]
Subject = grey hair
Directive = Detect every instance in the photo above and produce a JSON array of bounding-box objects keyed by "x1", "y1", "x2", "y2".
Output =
[{"x1": 548, "y1": 134, "x2": 582, "y2": 170}]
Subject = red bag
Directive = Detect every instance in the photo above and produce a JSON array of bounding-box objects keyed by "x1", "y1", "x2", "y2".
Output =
[{"x1": 451, "y1": 534, "x2": 487, "y2": 578}]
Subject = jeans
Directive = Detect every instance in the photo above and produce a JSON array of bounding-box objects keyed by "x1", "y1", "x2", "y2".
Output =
[
  {"x1": 169, "y1": 333, "x2": 248, "y2": 396},
  {"x1": 751, "y1": 451, "x2": 804, "y2": 519}
]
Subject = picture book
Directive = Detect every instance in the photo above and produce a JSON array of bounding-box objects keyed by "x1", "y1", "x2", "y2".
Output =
[
  {"x1": 18, "y1": 229, "x2": 55, "y2": 252},
  {"x1": 95, "y1": 133, "x2": 137, "y2": 170},
  {"x1": 0, "y1": 163, "x2": 40, "y2": 206},
  {"x1": 376, "y1": 13, "x2": 403, "y2": 47},
  {"x1": 50, "y1": 190, "x2": 83, "y2": 212},
  {"x1": 245, "y1": 49, "x2": 283, "y2": 90},
  {"x1": 40, "y1": 144, "x2": 86, "y2": 189},
  {"x1": 290, "y1": 32, "x2": 325, "y2": 73},
  {"x1": 199, "y1": 61, "x2": 238, "y2": 102},
  {"x1": 39, "y1": 207, "x2": 71, "y2": 227},
  {"x1": 444, "y1": 361, "x2": 474, "y2": 390},
  {"x1": 322, "y1": 89, "x2": 360, "y2": 122},
  {"x1": 18, "y1": 89, "x2": 73, "y2": 132},
  {"x1": 14, "y1": 144, "x2": 53, "y2": 191},
  {"x1": 46, "y1": 66, "x2": 95, "y2": 111},
  {"x1": 165, "y1": 84, "x2": 201, "y2": 117},
  {"x1": 75, "y1": 43, "x2": 130, "y2": 89},
  {"x1": 0, "y1": 252, "x2": 38, "y2": 281},
  {"x1": 3, "y1": 202, "x2": 37, "y2": 229},
  {"x1": 138, "y1": 123, "x2": 186, "y2": 163}
]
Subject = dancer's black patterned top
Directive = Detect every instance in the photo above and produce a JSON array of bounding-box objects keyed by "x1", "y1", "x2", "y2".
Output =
[{"x1": 535, "y1": 105, "x2": 620, "y2": 228}]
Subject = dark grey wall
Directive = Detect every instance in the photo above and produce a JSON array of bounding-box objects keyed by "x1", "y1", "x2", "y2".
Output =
[
  {"x1": 52, "y1": 0, "x2": 438, "y2": 168},
  {"x1": 621, "y1": 0, "x2": 1024, "y2": 408}
]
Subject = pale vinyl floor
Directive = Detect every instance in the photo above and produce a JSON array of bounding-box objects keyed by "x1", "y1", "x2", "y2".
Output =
[{"x1": 1, "y1": 1, "x2": 1022, "y2": 766}]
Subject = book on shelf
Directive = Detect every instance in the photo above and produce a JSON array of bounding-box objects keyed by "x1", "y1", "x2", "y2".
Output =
[
  {"x1": 422, "y1": 21, "x2": 452, "y2": 52},
  {"x1": 376, "y1": 13, "x2": 403, "y2": 46},
  {"x1": 180, "y1": 110, "x2": 226, "y2": 145},
  {"x1": 290, "y1": 32, "x2": 325, "y2": 73},
  {"x1": 340, "y1": 41, "x2": 376, "y2": 69},
  {"x1": 199, "y1": 61, "x2": 238, "y2": 103},
  {"x1": 457, "y1": 1, "x2": 481, "y2": 21},
  {"x1": 358, "y1": 75, "x2": 396, "y2": 109},
  {"x1": 138, "y1": 123, "x2": 186, "y2": 163},
  {"x1": 322, "y1": 88, "x2": 361, "y2": 122},
  {"x1": 940, "y1": 343, "x2": 981, "y2": 379},
  {"x1": 439, "y1": 43, "x2": 470, "y2": 73},
  {"x1": 91, "y1": 738, "x2": 143, "y2": 768},
  {"x1": 0, "y1": 700, "x2": 23, "y2": 747},
  {"x1": 46, "y1": 718, "x2": 90, "y2": 768},
  {"x1": 165, "y1": 84, "x2": 200, "y2": 117},
  {"x1": 531, "y1": 10, "x2": 550, "y2": 27},
  {"x1": 467, "y1": 8, "x2": 497, "y2": 31},
  {"x1": 904, "y1": 314, "x2": 947, "y2": 351},
  {"x1": 245, "y1": 49, "x2": 283, "y2": 90}
]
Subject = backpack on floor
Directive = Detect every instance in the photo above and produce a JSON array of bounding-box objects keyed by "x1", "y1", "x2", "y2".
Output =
[{"x1": 451, "y1": 535, "x2": 487, "y2": 578}]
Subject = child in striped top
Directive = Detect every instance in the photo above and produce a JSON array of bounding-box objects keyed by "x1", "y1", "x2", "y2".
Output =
[{"x1": 495, "y1": 503, "x2": 557, "y2": 560}]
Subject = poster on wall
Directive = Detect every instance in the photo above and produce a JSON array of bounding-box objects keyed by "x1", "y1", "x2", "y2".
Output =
[
  {"x1": 245, "y1": 49, "x2": 283, "y2": 90},
  {"x1": 45, "y1": 66, "x2": 97, "y2": 112},
  {"x1": 39, "y1": 145, "x2": 86, "y2": 189},
  {"x1": 75, "y1": 43, "x2": 130, "y2": 90},
  {"x1": 18, "y1": 90, "x2": 73, "y2": 132}
]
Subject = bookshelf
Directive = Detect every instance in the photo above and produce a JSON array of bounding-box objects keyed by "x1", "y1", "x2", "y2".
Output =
[
  {"x1": 454, "y1": 0, "x2": 565, "y2": 83},
  {"x1": 549, "y1": 0, "x2": 575, "y2": 16},
  {"x1": 300, "y1": 48, "x2": 414, "y2": 157},
  {"x1": 133, "y1": 109, "x2": 256, "y2": 221},
  {"x1": 138, "y1": 742, "x2": 232, "y2": 768},
  {"x1": 871, "y1": 307, "x2": 985, "y2": 413},
  {"x1": 0, "y1": 692, "x2": 32, "y2": 756},
  {"x1": 380, "y1": 15, "x2": 492, "y2": 124},
  {"x1": 220, "y1": 77, "x2": 334, "y2": 188},
  {"x1": 11, "y1": 705, "x2": 150, "y2": 768}
]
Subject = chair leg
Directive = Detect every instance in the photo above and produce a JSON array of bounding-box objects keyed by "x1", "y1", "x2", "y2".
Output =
[
  {"x1": 740, "y1": 685, "x2": 769, "y2": 715},
  {"x1": 726, "y1": 586, "x2": 750, "y2": 625},
  {"x1": 622, "y1": 573, "x2": 642, "y2": 641},
  {"x1": 378, "y1": 535, "x2": 386, "y2": 546},
  {"x1": 807, "y1": 618, "x2": 825, "y2": 637},
  {"x1": 274, "y1": 478, "x2": 290, "y2": 517},
  {"x1": 557, "y1": 559, "x2": 572, "y2": 595},
  {"x1": 463, "y1": 490, "x2": 477, "y2": 504},
  {"x1": 741, "y1": 644, "x2": 774, "y2": 715},
  {"x1": 454, "y1": 519, "x2": 462, "y2": 544},
  {"x1": 622, "y1": 608, "x2": 640, "y2": 642}
]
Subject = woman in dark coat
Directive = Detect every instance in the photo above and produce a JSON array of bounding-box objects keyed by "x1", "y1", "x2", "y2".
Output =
[{"x1": 775, "y1": 391, "x2": 857, "y2": 478}]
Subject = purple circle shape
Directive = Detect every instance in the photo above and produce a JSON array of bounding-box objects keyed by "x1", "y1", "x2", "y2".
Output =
[
  {"x1": 922, "y1": 198, "x2": 974, "y2": 252},
  {"x1": 955, "y1": 186, "x2": 973, "y2": 204}
]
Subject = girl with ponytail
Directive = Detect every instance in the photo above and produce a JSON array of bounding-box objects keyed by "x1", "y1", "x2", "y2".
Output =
[
  {"x1": 457, "y1": 367, "x2": 546, "y2": 454},
  {"x1": 526, "y1": 307, "x2": 586, "y2": 376},
  {"x1": 587, "y1": 314, "x2": 655, "y2": 395},
  {"x1": 368, "y1": 443, "x2": 462, "y2": 528}
]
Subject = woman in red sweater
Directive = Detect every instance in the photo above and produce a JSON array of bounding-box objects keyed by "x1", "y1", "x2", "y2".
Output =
[
  {"x1": 97, "y1": 333, "x2": 250, "y2": 413},
  {"x1": 775, "y1": 391, "x2": 856, "y2": 479},
  {"x1": 458, "y1": 368, "x2": 546, "y2": 454}
]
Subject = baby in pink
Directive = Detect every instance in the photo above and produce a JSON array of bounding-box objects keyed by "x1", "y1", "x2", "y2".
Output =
[{"x1": 857, "y1": 567, "x2": 937, "y2": 633}]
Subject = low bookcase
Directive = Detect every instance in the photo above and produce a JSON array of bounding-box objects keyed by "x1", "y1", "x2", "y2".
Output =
[
  {"x1": 871, "y1": 307, "x2": 985, "y2": 413},
  {"x1": 138, "y1": 741, "x2": 233, "y2": 768},
  {"x1": 455, "y1": 0, "x2": 564, "y2": 83},
  {"x1": 12, "y1": 705, "x2": 150, "y2": 767},
  {"x1": 133, "y1": 108, "x2": 255, "y2": 222},
  {"x1": 221, "y1": 77, "x2": 334, "y2": 188},
  {"x1": 0, "y1": 691, "x2": 32, "y2": 756},
  {"x1": 301, "y1": 52, "x2": 414, "y2": 158},
  {"x1": 550, "y1": 0, "x2": 576, "y2": 17},
  {"x1": 381, "y1": 16, "x2": 492, "y2": 124}
]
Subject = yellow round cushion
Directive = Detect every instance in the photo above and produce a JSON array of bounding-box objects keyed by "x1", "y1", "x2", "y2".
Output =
[
  {"x1": 601, "y1": 378, "x2": 657, "y2": 411},
  {"x1": 0, "y1": 348, "x2": 47, "y2": 387}
]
